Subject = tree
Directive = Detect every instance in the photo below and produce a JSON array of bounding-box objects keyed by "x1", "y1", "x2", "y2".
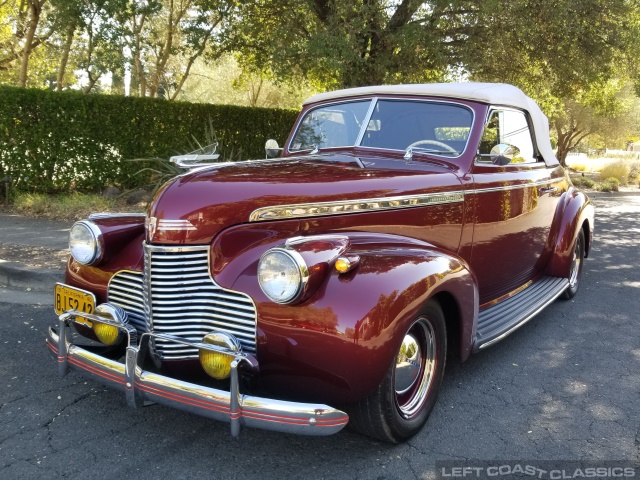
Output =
[
  {"x1": 0, "y1": 0, "x2": 57, "y2": 86},
  {"x1": 119, "y1": 0, "x2": 231, "y2": 99},
  {"x1": 553, "y1": 82, "x2": 636, "y2": 163},
  {"x1": 462, "y1": 0, "x2": 640, "y2": 165},
  {"x1": 225, "y1": 0, "x2": 481, "y2": 89},
  {"x1": 179, "y1": 54, "x2": 315, "y2": 108}
]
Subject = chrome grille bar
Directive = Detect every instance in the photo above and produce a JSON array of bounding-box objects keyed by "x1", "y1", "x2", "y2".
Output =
[
  {"x1": 108, "y1": 271, "x2": 147, "y2": 333},
  {"x1": 107, "y1": 244, "x2": 258, "y2": 359}
]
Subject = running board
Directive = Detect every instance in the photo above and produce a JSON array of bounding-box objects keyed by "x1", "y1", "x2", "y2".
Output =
[{"x1": 474, "y1": 276, "x2": 569, "y2": 351}]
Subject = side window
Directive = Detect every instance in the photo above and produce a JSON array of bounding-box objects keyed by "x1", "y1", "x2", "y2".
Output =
[{"x1": 478, "y1": 109, "x2": 537, "y2": 164}]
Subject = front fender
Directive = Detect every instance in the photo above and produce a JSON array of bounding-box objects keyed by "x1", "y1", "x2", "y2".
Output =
[
  {"x1": 218, "y1": 231, "x2": 476, "y2": 404},
  {"x1": 546, "y1": 188, "x2": 594, "y2": 278}
]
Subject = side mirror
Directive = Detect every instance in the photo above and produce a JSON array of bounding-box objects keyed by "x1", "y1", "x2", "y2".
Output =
[
  {"x1": 265, "y1": 139, "x2": 282, "y2": 158},
  {"x1": 490, "y1": 143, "x2": 519, "y2": 166}
]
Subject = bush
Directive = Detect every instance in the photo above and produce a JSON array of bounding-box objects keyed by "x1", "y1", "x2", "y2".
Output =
[
  {"x1": 570, "y1": 176, "x2": 596, "y2": 188},
  {"x1": 629, "y1": 161, "x2": 640, "y2": 182},
  {"x1": 0, "y1": 85, "x2": 298, "y2": 194},
  {"x1": 598, "y1": 161, "x2": 630, "y2": 185},
  {"x1": 598, "y1": 177, "x2": 620, "y2": 192},
  {"x1": 571, "y1": 164, "x2": 588, "y2": 172}
]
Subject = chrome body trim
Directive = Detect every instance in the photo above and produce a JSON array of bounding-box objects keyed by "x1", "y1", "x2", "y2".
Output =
[
  {"x1": 47, "y1": 319, "x2": 348, "y2": 437},
  {"x1": 471, "y1": 178, "x2": 559, "y2": 195},
  {"x1": 156, "y1": 219, "x2": 197, "y2": 232},
  {"x1": 285, "y1": 234, "x2": 351, "y2": 247},
  {"x1": 250, "y1": 191, "x2": 465, "y2": 222},
  {"x1": 249, "y1": 178, "x2": 560, "y2": 222},
  {"x1": 88, "y1": 212, "x2": 146, "y2": 220}
]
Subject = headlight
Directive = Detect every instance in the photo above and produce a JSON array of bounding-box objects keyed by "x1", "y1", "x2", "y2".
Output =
[
  {"x1": 258, "y1": 248, "x2": 308, "y2": 304},
  {"x1": 69, "y1": 221, "x2": 103, "y2": 265}
]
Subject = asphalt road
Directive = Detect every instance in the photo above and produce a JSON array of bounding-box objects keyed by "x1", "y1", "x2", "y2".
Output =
[{"x1": 1, "y1": 193, "x2": 639, "y2": 480}]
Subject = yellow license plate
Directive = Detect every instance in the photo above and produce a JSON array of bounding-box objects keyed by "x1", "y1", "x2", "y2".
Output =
[{"x1": 54, "y1": 284, "x2": 96, "y2": 326}]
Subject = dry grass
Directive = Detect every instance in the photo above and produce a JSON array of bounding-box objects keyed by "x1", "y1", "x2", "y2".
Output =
[
  {"x1": 11, "y1": 193, "x2": 144, "y2": 222},
  {"x1": 597, "y1": 161, "x2": 630, "y2": 185}
]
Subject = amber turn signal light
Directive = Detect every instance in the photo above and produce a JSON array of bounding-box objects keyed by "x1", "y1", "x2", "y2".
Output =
[{"x1": 335, "y1": 255, "x2": 360, "y2": 274}]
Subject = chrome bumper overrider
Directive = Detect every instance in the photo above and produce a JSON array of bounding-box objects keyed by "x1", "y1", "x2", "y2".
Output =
[{"x1": 47, "y1": 311, "x2": 348, "y2": 437}]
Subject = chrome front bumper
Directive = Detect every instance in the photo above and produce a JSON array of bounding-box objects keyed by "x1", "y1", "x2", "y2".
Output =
[{"x1": 47, "y1": 312, "x2": 348, "y2": 437}]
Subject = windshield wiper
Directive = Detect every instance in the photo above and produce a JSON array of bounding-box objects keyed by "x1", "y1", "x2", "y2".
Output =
[{"x1": 404, "y1": 146, "x2": 457, "y2": 162}]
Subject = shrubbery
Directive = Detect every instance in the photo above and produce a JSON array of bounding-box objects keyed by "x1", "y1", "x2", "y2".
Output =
[
  {"x1": 598, "y1": 161, "x2": 630, "y2": 185},
  {"x1": 599, "y1": 177, "x2": 620, "y2": 192},
  {"x1": 570, "y1": 176, "x2": 596, "y2": 189},
  {"x1": 0, "y1": 86, "x2": 297, "y2": 194}
]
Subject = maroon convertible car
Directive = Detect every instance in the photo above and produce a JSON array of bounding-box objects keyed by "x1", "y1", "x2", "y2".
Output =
[{"x1": 49, "y1": 83, "x2": 594, "y2": 443}]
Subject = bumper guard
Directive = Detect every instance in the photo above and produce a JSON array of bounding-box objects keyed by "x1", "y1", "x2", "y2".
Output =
[{"x1": 47, "y1": 311, "x2": 348, "y2": 437}]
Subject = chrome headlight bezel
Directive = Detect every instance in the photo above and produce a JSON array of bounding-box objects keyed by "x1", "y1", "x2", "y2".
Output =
[
  {"x1": 69, "y1": 220, "x2": 104, "y2": 266},
  {"x1": 257, "y1": 247, "x2": 309, "y2": 304}
]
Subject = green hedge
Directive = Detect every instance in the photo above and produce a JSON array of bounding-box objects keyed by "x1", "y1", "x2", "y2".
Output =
[{"x1": 0, "y1": 85, "x2": 298, "y2": 193}]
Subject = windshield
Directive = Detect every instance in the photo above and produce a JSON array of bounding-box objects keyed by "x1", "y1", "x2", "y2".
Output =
[
  {"x1": 290, "y1": 101, "x2": 371, "y2": 151},
  {"x1": 290, "y1": 99, "x2": 473, "y2": 157}
]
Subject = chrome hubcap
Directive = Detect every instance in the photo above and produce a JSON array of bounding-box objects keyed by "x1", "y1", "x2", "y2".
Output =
[
  {"x1": 569, "y1": 235, "x2": 583, "y2": 289},
  {"x1": 394, "y1": 318, "x2": 436, "y2": 418}
]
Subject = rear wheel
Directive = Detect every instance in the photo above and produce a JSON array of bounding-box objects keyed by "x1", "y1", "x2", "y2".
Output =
[
  {"x1": 347, "y1": 301, "x2": 447, "y2": 443},
  {"x1": 562, "y1": 229, "x2": 585, "y2": 299}
]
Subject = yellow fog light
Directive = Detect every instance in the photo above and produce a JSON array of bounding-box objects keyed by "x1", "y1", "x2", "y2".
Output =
[
  {"x1": 199, "y1": 332, "x2": 242, "y2": 380},
  {"x1": 200, "y1": 350, "x2": 234, "y2": 380},
  {"x1": 91, "y1": 304, "x2": 127, "y2": 346},
  {"x1": 94, "y1": 322, "x2": 120, "y2": 345}
]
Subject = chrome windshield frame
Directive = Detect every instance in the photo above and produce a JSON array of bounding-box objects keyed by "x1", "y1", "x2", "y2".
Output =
[{"x1": 287, "y1": 97, "x2": 476, "y2": 160}]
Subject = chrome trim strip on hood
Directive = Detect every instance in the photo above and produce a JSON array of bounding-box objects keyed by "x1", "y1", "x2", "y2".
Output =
[
  {"x1": 249, "y1": 191, "x2": 465, "y2": 222},
  {"x1": 249, "y1": 178, "x2": 559, "y2": 222}
]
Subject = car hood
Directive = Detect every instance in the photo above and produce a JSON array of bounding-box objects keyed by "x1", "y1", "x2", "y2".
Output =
[{"x1": 148, "y1": 152, "x2": 462, "y2": 244}]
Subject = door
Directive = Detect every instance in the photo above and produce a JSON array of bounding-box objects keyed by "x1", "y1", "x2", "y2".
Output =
[{"x1": 468, "y1": 108, "x2": 562, "y2": 305}]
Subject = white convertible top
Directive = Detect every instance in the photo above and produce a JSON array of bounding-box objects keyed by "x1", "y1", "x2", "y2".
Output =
[{"x1": 304, "y1": 83, "x2": 558, "y2": 166}]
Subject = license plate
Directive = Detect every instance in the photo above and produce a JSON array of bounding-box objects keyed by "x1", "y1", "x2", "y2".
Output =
[{"x1": 54, "y1": 284, "x2": 96, "y2": 326}]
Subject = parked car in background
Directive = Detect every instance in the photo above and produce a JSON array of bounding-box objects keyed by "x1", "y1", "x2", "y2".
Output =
[{"x1": 49, "y1": 83, "x2": 593, "y2": 443}]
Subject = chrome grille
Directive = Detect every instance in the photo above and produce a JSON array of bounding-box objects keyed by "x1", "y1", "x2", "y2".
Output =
[
  {"x1": 108, "y1": 271, "x2": 146, "y2": 332},
  {"x1": 107, "y1": 245, "x2": 257, "y2": 359}
]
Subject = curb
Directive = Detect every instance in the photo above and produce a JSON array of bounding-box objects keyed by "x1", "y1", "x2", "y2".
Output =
[
  {"x1": 587, "y1": 190, "x2": 640, "y2": 198},
  {"x1": 0, "y1": 261, "x2": 62, "y2": 293}
]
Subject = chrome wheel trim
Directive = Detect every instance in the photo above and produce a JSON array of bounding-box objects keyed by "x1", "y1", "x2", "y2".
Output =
[
  {"x1": 394, "y1": 317, "x2": 436, "y2": 418},
  {"x1": 568, "y1": 234, "x2": 583, "y2": 289}
]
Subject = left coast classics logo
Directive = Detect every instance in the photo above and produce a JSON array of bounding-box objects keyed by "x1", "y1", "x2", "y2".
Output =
[{"x1": 146, "y1": 216, "x2": 157, "y2": 242}]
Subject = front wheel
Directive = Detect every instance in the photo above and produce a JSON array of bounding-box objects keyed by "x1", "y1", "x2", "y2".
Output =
[
  {"x1": 562, "y1": 229, "x2": 585, "y2": 299},
  {"x1": 347, "y1": 301, "x2": 447, "y2": 443}
]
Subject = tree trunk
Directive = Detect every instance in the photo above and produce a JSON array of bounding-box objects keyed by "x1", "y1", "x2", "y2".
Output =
[
  {"x1": 19, "y1": 1, "x2": 44, "y2": 87},
  {"x1": 556, "y1": 143, "x2": 570, "y2": 167},
  {"x1": 56, "y1": 24, "x2": 75, "y2": 91},
  {"x1": 83, "y1": 75, "x2": 98, "y2": 94}
]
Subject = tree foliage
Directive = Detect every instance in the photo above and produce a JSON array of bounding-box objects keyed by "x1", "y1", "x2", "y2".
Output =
[
  {"x1": 1, "y1": 0, "x2": 639, "y2": 160},
  {"x1": 462, "y1": 0, "x2": 640, "y2": 164},
  {"x1": 224, "y1": 0, "x2": 475, "y2": 89}
]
